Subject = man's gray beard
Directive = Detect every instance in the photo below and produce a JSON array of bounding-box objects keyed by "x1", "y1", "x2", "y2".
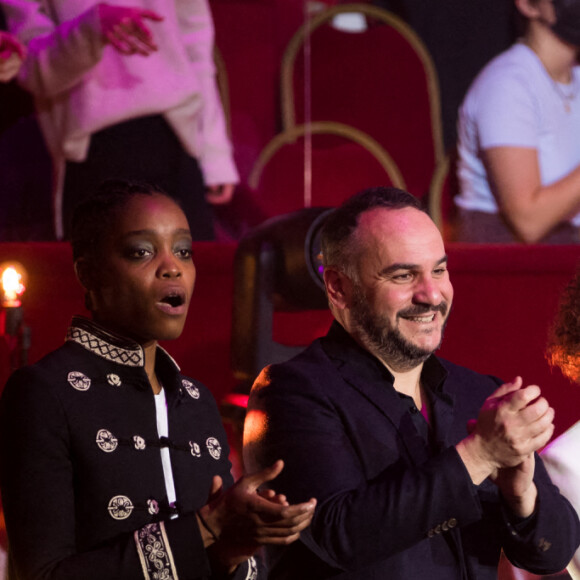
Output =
[{"x1": 351, "y1": 284, "x2": 448, "y2": 372}]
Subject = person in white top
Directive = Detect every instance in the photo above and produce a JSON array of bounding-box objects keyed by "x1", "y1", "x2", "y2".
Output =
[
  {"x1": 455, "y1": 0, "x2": 580, "y2": 244},
  {"x1": 1, "y1": 0, "x2": 238, "y2": 240}
]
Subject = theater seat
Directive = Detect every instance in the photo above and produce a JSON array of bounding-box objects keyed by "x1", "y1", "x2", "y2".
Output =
[
  {"x1": 281, "y1": 3, "x2": 444, "y2": 200},
  {"x1": 246, "y1": 121, "x2": 406, "y2": 223}
]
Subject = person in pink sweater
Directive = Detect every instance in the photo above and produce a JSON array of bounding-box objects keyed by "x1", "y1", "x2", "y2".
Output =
[{"x1": 1, "y1": 1, "x2": 237, "y2": 240}]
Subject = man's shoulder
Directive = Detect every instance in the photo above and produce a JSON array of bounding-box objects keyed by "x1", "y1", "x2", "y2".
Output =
[{"x1": 261, "y1": 337, "x2": 332, "y2": 381}]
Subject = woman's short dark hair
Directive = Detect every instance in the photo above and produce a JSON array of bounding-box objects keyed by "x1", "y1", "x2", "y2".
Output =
[
  {"x1": 70, "y1": 179, "x2": 174, "y2": 263},
  {"x1": 547, "y1": 268, "x2": 580, "y2": 383},
  {"x1": 320, "y1": 186, "x2": 424, "y2": 279}
]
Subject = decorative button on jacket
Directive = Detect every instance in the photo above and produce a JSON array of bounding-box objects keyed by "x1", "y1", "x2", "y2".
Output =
[{"x1": 0, "y1": 316, "x2": 256, "y2": 580}]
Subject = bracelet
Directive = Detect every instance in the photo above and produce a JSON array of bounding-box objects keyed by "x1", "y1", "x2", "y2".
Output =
[{"x1": 197, "y1": 510, "x2": 219, "y2": 542}]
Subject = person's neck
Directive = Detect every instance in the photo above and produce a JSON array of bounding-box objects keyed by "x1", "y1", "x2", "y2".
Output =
[
  {"x1": 386, "y1": 363, "x2": 424, "y2": 409},
  {"x1": 523, "y1": 29, "x2": 577, "y2": 83},
  {"x1": 87, "y1": 315, "x2": 162, "y2": 393}
]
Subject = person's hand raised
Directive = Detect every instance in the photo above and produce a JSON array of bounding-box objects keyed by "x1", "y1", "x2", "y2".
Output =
[
  {"x1": 473, "y1": 377, "x2": 554, "y2": 470},
  {"x1": 98, "y1": 3, "x2": 163, "y2": 56},
  {"x1": 206, "y1": 183, "x2": 236, "y2": 205},
  {"x1": 0, "y1": 32, "x2": 26, "y2": 82},
  {"x1": 198, "y1": 460, "x2": 316, "y2": 570},
  {"x1": 457, "y1": 377, "x2": 555, "y2": 488}
]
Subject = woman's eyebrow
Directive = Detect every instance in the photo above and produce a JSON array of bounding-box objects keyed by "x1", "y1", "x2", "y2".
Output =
[{"x1": 120, "y1": 228, "x2": 192, "y2": 239}]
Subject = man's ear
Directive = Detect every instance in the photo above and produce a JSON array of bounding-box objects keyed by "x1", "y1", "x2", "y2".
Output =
[{"x1": 323, "y1": 267, "x2": 352, "y2": 311}]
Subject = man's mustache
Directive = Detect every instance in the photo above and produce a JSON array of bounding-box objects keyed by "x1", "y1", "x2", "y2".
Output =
[{"x1": 397, "y1": 302, "x2": 449, "y2": 318}]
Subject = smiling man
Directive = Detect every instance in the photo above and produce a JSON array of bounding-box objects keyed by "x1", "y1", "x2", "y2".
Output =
[{"x1": 243, "y1": 187, "x2": 580, "y2": 579}]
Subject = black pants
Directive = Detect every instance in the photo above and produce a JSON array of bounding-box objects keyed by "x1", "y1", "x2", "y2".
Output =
[{"x1": 62, "y1": 115, "x2": 215, "y2": 240}]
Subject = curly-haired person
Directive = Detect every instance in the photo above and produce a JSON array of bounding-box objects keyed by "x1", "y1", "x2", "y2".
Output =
[{"x1": 540, "y1": 270, "x2": 580, "y2": 579}]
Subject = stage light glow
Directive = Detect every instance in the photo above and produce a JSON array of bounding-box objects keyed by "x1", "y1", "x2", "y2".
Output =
[{"x1": 1, "y1": 262, "x2": 27, "y2": 308}]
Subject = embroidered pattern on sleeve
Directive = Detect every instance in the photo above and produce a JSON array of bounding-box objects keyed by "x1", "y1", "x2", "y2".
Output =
[
  {"x1": 245, "y1": 556, "x2": 258, "y2": 580},
  {"x1": 135, "y1": 522, "x2": 179, "y2": 580}
]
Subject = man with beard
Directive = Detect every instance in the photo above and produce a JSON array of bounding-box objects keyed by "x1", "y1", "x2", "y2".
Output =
[{"x1": 243, "y1": 186, "x2": 580, "y2": 579}]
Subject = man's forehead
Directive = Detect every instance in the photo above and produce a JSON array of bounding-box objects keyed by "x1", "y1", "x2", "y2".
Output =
[
  {"x1": 351, "y1": 207, "x2": 445, "y2": 271},
  {"x1": 357, "y1": 207, "x2": 442, "y2": 247}
]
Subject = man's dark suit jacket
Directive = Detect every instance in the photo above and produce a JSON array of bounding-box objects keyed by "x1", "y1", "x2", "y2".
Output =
[{"x1": 244, "y1": 322, "x2": 580, "y2": 579}]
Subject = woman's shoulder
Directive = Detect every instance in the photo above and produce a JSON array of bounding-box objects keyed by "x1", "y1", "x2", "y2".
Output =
[
  {"x1": 2, "y1": 341, "x2": 93, "y2": 399},
  {"x1": 471, "y1": 43, "x2": 539, "y2": 90},
  {"x1": 7, "y1": 342, "x2": 76, "y2": 381},
  {"x1": 0, "y1": 344, "x2": 86, "y2": 426},
  {"x1": 461, "y1": 43, "x2": 542, "y2": 121}
]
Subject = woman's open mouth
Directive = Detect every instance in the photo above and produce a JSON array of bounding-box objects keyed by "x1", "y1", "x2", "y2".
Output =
[{"x1": 156, "y1": 290, "x2": 187, "y2": 315}]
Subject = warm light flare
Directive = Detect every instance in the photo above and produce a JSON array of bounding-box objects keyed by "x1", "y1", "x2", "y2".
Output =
[
  {"x1": 0, "y1": 262, "x2": 27, "y2": 308},
  {"x1": 243, "y1": 409, "x2": 268, "y2": 447}
]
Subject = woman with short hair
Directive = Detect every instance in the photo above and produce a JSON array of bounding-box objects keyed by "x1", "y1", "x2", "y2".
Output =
[{"x1": 0, "y1": 180, "x2": 316, "y2": 580}]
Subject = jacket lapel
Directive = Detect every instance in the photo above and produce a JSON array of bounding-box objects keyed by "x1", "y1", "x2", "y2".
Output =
[{"x1": 322, "y1": 322, "x2": 431, "y2": 466}]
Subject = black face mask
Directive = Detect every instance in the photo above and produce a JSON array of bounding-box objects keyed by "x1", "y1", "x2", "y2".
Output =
[{"x1": 552, "y1": 0, "x2": 580, "y2": 46}]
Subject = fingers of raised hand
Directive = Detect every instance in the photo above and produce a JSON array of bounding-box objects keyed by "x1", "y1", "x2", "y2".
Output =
[
  {"x1": 252, "y1": 525, "x2": 304, "y2": 546},
  {"x1": 206, "y1": 183, "x2": 236, "y2": 205},
  {"x1": 476, "y1": 386, "x2": 555, "y2": 469},
  {"x1": 100, "y1": 6, "x2": 160, "y2": 55},
  {"x1": 251, "y1": 500, "x2": 316, "y2": 545},
  {"x1": 0, "y1": 34, "x2": 25, "y2": 60},
  {"x1": 491, "y1": 376, "x2": 523, "y2": 399},
  {"x1": 140, "y1": 9, "x2": 164, "y2": 22},
  {"x1": 0, "y1": 55, "x2": 22, "y2": 82},
  {"x1": 519, "y1": 395, "x2": 553, "y2": 427},
  {"x1": 106, "y1": 18, "x2": 156, "y2": 55},
  {"x1": 527, "y1": 414, "x2": 554, "y2": 454},
  {"x1": 258, "y1": 488, "x2": 289, "y2": 506},
  {"x1": 495, "y1": 400, "x2": 554, "y2": 459},
  {"x1": 499, "y1": 384, "x2": 541, "y2": 412},
  {"x1": 502, "y1": 394, "x2": 553, "y2": 437},
  {"x1": 250, "y1": 495, "x2": 315, "y2": 520}
]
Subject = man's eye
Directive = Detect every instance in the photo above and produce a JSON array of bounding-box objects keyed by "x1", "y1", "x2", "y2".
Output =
[
  {"x1": 393, "y1": 273, "x2": 413, "y2": 281},
  {"x1": 433, "y1": 267, "x2": 447, "y2": 276}
]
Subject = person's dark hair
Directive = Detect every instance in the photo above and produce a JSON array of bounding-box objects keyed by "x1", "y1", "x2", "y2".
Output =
[
  {"x1": 547, "y1": 268, "x2": 580, "y2": 383},
  {"x1": 321, "y1": 186, "x2": 424, "y2": 279},
  {"x1": 70, "y1": 179, "x2": 173, "y2": 263}
]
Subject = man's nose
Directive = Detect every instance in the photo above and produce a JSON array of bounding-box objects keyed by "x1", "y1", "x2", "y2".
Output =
[{"x1": 413, "y1": 276, "x2": 443, "y2": 305}]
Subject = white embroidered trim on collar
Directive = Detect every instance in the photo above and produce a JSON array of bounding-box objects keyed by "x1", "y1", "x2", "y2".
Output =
[{"x1": 67, "y1": 325, "x2": 144, "y2": 367}]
